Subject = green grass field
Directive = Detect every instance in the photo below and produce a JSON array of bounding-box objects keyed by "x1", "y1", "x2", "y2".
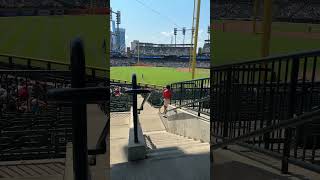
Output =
[
  {"x1": 213, "y1": 20, "x2": 320, "y2": 66},
  {"x1": 0, "y1": 15, "x2": 108, "y2": 68},
  {"x1": 111, "y1": 66, "x2": 209, "y2": 86}
]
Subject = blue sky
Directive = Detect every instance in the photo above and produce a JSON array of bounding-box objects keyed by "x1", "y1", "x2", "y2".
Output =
[{"x1": 111, "y1": 0, "x2": 210, "y2": 48}]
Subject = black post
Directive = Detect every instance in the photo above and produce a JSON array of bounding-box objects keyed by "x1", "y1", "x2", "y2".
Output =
[
  {"x1": 198, "y1": 79, "x2": 204, "y2": 116},
  {"x1": 282, "y1": 57, "x2": 299, "y2": 174},
  {"x1": 223, "y1": 69, "x2": 232, "y2": 140},
  {"x1": 132, "y1": 74, "x2": 139, "y2": 143},
  {"x1": 47, "y1": 62, "x2": 51, "y2": 70},
  {"x1": 70, "y1": 38, "x2": 88, "y2": 180},
  {"x1": 27, "y1": 59, "x2": 31, "y2": 68},
  {"x1": 180, "y1": 83, "x2": 183, "y2": 106},
  {"x1": 8, "y1": 56, "x2": 12, "y2": 67}
]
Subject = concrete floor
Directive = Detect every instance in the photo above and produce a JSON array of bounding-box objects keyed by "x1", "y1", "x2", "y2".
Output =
[{"x1": 110, "y1": 96, "x2": 210, "y2": 180}]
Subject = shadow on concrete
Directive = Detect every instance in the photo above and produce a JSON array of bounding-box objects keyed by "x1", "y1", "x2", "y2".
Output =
[
  {"x1": 212, "y1": 149, "x2": 315, "y2": 180},
  {"x1": 213, "y1": 160, "x2": 292, "y2": 180},
  {"x1": 111, "y1": 147, "x2": 210, "y2": 180}
]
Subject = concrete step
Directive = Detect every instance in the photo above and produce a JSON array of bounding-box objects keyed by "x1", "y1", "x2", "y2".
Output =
[
  {"x1": 147, "y1": 137, "x2": 198, "y2": 145},
  {"x1": 147, "y1": 145, "x2": 209, "y2": 160},
  {"x1": 152, "y1": 141, "x2": 208, "y2": 149},
  {"x1": 146, "y1": 132, "x2": 196, "y2": 140},
  {"x1": 145, "y1": 131, "x2": 209, "y2": 160},
  {"x1": 148, "y1": 143, "x2": 209, "y2": 154}
]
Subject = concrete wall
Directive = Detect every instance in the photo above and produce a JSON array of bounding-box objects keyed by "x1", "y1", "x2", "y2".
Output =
[{"x1": 161, "y1": 105, "x2": 210, "y2": 143}]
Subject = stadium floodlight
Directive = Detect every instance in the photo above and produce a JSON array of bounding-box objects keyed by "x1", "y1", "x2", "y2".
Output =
[
  {"x1": 116, "y1": 11, "x2": 121, "y2": 24},
  {"x1": 208, "y1": 26, "x2": 210, "y2": 34},
  {"x1": 182, "y1": 27, "x2": 186, "y2": 35},
  {"x1": 174, "y1": 28, "x2": 177, "y2": 35}
]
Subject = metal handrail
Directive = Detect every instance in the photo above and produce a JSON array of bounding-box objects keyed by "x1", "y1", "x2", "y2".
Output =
[
  {"x1": 138, "y1": 93, "x2": 151, "y2": 112},
  {"x1": 170, "y1": 77, "x2": 210, "y2": 85},
  {"x1": 167, "y1": 96, "x2": 210, "y2": 113},
  {"x1": 212, "y1": 107, "x2": 320, "y2": 150},
  {"x1": 0, "y1": 53, "x2": 109, "y2": 73},
  {"x1": 211, "y1": 49, "x2": 320, "y2": 69},
  {"x1": 111, "y1": 78, "x2": 163, "y2": 90}
]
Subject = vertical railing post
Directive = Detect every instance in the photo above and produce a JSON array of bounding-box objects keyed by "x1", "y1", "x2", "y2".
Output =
[
  {"x1": 198, "y1": 79, "x2": 204, "y2": 116},
  {"x1": 223, "y1": 69, "x2": 232, "y2": 141},
  {"x1": 27, "y1": 59, "x2": 31, "y2": 68},
  {"x1": 47, "y1": 62, "x2": 51, "y2": 70},
  {"x1": 180, "y1": 83, "x2": 183, "y2": 106},
  {"x1": 92, "y1": 69, "x2": 96, "y2": 80},
  {"x1": 8, "y1": 56, "x2": 13, "y2": 68},
  {"x1": 282, "y1": 56, "x2": 299, "y2": 174},
  {"x1": 132, "y1": 74, "x2": 139, "y2": 143},
  {"x1": 70, "y1": 38, "x2": 88, "y2": 180}
]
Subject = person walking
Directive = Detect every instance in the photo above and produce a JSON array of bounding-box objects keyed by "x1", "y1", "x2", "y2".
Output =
[{"x1": 162, "y1": 85, "x2": 172, "y2": 118}]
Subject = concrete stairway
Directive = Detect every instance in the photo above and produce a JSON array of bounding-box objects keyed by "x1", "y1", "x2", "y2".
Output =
[{"x1": 144, "y1": 131, "x2": 209, "y2": 160}]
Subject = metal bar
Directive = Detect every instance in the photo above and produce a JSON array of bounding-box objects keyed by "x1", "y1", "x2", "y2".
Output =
[
  {"x1": 211, "y1": 50, "x2": 320, "y2": 69},
  {"x1": 282, "y1": 57, "x2": 300, "y2": 174},
  {"x1": 132, "y1": 74, "x2": 139, "y2": 143},
  {"x1": 166, "y1": 96, "x2": 209, "y2": 113},
  {"x1": 198, "y1": 79, "x2": 204, "y2": 116},
  {"x1": 212, "y1": 107, "x2": 320, "y2": 150},
  {"x1": 70, "y1": 38, "x2": 88, "y2": 180}
]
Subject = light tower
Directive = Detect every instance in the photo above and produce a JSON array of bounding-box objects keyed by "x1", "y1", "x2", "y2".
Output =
[
  {"x1": 182, "y1": 27, "x2": 186, "y2": 46},
  {"x1": 174, "y1": 28, "x2": 177, "y2": 47},
  {"x1": 116, "y1": 11, "x2": 121, "y2": 52}
]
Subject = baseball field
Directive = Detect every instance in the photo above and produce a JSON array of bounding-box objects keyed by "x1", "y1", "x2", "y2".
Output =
[
  {"x1": 213, "y1": 20, "x2": 320, "y2": 66},
  {"x1": 0, "y1": 15, "x2": 108, "y2": 68},
  {"x1": 111, "y1": 66, "x2": 210, "y2": 87}
]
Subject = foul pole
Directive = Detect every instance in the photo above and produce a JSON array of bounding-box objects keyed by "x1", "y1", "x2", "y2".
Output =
[
  {"x1": 261, "y1": 0, "x2": 272, "y2": 57},
  {"x1": 189, "y1": 0, "x2": 196, "y2": 72},
  {"x1": 191, "y1": 0, "x2": 201, "y2": 79}
]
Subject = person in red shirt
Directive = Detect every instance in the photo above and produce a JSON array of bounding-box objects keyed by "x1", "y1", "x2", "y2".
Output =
[
  {"x1": 162, "y1": 85, "x2": 172, "y2": 118},
  {"x1": 18, "y1": 84, "x2": 28, "y2": 101}
]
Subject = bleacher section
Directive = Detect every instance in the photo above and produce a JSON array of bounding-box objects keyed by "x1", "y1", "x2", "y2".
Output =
[
  {"x1": 111, "y1": 58, "x2": 210, "y2": 68},
  {"x1": 131, "y1": 42, "x2": 192, "y2": 57},
  {"x1": 110, "y1": 85, "x2": 132, "y2": 112},
  {"x1": 213, "y1": 0, "x2": 320, "y2": 23},
  {"x1": 0, "y1": 106, "x2": 72, "y2": 161},
  {"x1": 0, "y1": 0, "x2": 108, "y2": 16}
]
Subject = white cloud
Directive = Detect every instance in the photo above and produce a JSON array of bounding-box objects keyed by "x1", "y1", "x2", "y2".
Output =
[{"x1": 160, "y1": 31, "x2": 173, "y2": 37}]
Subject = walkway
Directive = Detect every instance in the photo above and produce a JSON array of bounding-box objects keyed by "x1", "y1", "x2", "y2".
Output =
[{"x1": 110, "y1": 96, "x2": 210, "y2": 180}]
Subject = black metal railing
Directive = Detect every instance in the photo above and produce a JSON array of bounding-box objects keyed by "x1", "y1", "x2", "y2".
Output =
[
  {"x1": 170, "y1": 77, "x2": 210, "y2": 116},
  {"x1": 125, "y1": 74, "x2": 150, "y2": 143},
  {"x1": 45, "y1": 38, "x2": 109, "y2": 180},
  {"x1": 211, "y1": 49, "x2": 320, "y2": 174},
  {"x1": 0, "y1": 39, "x2": 109, "y2": 180},
  {"x1": 0, "y1": 53, "x2": 109, "y2": 82}
]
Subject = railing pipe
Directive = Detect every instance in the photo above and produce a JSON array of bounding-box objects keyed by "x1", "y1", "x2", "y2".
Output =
[
  {"x1": 132, "y1": 74, "x2": 139, "y2": 143},
  {"x1": 70, "y1": 38, "x2": 89, "y2": 180}
]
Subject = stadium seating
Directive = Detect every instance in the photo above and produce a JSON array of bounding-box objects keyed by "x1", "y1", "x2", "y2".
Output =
[
  {"x1": 213, "y1": 0, "x2": 320, "y2": 22},
  {"x1": 111, "y1": 58, "x2": 210, "y2": 68}
]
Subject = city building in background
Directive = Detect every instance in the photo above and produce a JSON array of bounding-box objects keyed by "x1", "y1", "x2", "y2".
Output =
[{"x1": 110, "y1": 19, "x2": 126, "y2": 56}]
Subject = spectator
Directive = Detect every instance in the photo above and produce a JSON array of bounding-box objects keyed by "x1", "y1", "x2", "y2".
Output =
[
  {"x1": 0, "y1": 85, "x2": 7, "y2": 103},
  {"x1": 162, "y1": 85, "x2": 172, "y2": 118}
]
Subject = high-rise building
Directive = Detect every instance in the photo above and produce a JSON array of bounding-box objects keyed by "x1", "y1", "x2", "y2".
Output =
[
  {"x1": 118, "y1": 28, "x2": 126, "y2": 53},
  {"x1": 110, "y1": 20, "x2": 126, "y2": 54}
]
